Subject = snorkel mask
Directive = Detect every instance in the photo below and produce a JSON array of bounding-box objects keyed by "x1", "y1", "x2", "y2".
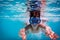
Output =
[{"x1": 29, "y1": 17, "x2": 41, "y2": 25}]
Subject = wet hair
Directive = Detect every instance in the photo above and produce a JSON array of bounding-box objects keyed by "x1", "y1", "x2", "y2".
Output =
[{"x1": 30, "y1": 10, "x2": 40, "y2": 18}]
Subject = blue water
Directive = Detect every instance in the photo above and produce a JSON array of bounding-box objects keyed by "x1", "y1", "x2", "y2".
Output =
[
  {"x1": 0, "y1": 18, "x2": 60, "y2": 40},
  {"x1": 0, "y1": 0, "x2": 60, "y2": 40}
]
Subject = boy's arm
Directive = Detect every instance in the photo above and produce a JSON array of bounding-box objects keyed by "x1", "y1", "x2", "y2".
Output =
[
  {"x1": 45, "y1": 26, "x2": 59, "y2": 40},
  {"x1": 39, "y1": 23, "x2": 59, "y2": 40},
  {"x1": 20, "y1": 28, "x2": 26, "y2": 40},
  {"x1": 19, "y1": 24, "x2": 31, "y2": 40}
]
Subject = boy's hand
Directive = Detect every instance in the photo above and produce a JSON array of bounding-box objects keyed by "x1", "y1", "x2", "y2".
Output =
[
  {"x1": 20, "y1": 29, "x2": 26, "y2": 40},
  {"x1": 49, "y1": 33, "x2": 59, "y2": 40}
]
